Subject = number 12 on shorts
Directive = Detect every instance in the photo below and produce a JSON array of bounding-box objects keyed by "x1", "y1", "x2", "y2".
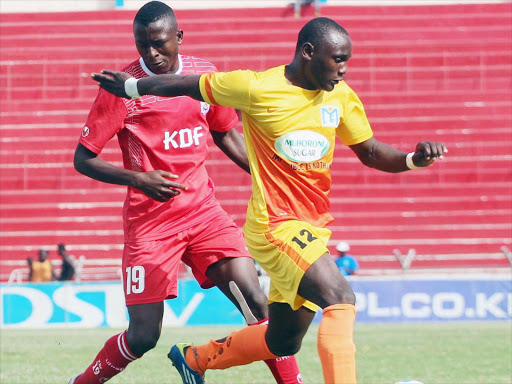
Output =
[
  {"x1": 292, "y1": 229, "x2": 317, "y2": 249},
  {"x1": 125, "y1": 266, "x2": 145, "y2": 294}
]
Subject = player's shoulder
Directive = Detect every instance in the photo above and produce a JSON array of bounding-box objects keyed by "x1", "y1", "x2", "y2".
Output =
[
  {"x1": 253, "y1": 65, "x2": 286, "y2": 85},
  {"x1": 180, "y1": 55, "x2": 218, "y2": 75},
  {"x1": 122, "y1": 59, "x2": 147, "y2": 79},
  {"x1": 336, "y1": 81, "x2": 357, "y2": 96}
]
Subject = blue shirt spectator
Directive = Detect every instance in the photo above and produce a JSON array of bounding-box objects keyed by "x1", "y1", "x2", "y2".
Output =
[{"x1": 335, "y1": 241, "x2": 359, "y2": 276}]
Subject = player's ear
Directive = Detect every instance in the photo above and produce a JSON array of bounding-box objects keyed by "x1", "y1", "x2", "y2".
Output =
[
  {"x1": 301, "y1": 42, "x2": 314, "y2": 61},
  {"x1": 176, "y1": 29, "x2": 184, "y2": 45}
]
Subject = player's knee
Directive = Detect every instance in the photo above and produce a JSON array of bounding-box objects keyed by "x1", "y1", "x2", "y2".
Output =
[
  {"x1": 245, "y1": 291, "x2": 268, "y2": 318},
  {"x1": 235, "y1": 284, "x2": 268, "y2": 320},
  {"x1": 126, "y1": 327, "x2": 160, "y2": 355},
  {"x1": 339, "y1": 289, "x2": 356, "y2": 305},
  {"x1": 267, "y1": 338, "x2": 302, "y2": 357},
  {"x1": 323, "y1": 286, "x2": 356, "y2": 307}
]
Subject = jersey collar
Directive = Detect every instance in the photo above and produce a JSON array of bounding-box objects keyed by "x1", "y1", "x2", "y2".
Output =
[{"x1": 139, "y1": 54, "x2": 183, "y2": 77}]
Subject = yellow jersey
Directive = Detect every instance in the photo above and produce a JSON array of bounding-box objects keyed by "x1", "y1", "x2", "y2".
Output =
[
  {"x1": 31, "y1": 259, "x2": 53, "y2": 282},
  {"x1": 199, "y1": 65, "x2": 373, "y2": 232}
]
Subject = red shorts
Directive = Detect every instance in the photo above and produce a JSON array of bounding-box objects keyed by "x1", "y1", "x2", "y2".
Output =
[{"x1": 122, "y1": 205, "x2": 251, "y2": 305}]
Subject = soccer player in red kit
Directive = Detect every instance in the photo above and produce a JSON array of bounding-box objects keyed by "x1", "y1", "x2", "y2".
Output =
[{"x1": 69, "y1": 2, "x2": 301, "y2": 384}]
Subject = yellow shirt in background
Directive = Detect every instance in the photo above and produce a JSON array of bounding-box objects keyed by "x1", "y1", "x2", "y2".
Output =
[
  {"x1": 31, "y1": 259, "x2": 53, "y2": 282},
  {"x1": 200, "y1": 65, "x2": 373, "y2": 231}
]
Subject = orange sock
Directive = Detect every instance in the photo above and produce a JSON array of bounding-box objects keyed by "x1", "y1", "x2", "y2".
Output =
[
  {"x1": 317, "y1": 303, "x2": 357, "y2": 384},
  {"x1": 185, "y1": 324, "x2": 278, "y2": 373}
]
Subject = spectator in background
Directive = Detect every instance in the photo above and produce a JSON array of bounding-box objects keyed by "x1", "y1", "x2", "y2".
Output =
[
  {"x1": 27, "y1": 249, "x2": 54, "y2": 282},
  {"x1": 335, "y1": 241, "x2": 359, "y2": 276},
  {"x1": 293, "y1": 0, "x2": 322, "y2": 17},
  {"x1": 57, "y1": 243, "x2": 76, "y2": 281}
]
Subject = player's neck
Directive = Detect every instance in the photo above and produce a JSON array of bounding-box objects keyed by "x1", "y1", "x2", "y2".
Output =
[{"x1": 285, "y1": 62, "x2": 318, "y2": 91}]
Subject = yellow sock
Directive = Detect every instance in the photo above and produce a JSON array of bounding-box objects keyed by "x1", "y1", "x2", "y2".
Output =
[
  {"x1": 317, "y1": 303, "x2": 357, "y2": 384},
  {"x1": 185, "y1": 324, "x2": 277, "y2": 373}
]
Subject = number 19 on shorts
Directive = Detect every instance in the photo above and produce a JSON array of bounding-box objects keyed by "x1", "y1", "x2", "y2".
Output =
[{"x1": 125, "y1": 266, "x2": 145, "y2": 294}]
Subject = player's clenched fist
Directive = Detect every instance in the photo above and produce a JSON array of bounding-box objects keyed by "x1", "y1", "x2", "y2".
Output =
[{"x1": 411, "y1": 141, "x2": 448, "y2": 168}]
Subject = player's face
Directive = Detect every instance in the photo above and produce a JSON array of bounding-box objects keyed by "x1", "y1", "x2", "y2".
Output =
[
  {"x1": 134, "y1": 17, "x2": 183, "y2": 75},
  {"x1": 39, "y1": 250, "x2": 48, "y2": 261},
  {"x1": 307, "y1": 32, "x2": 352, "y2": 92}
]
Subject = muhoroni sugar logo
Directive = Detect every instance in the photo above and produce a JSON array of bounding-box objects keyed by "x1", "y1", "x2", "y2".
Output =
[{"x1": 274, "y1": 130, "x2": 330, "y2": 162}]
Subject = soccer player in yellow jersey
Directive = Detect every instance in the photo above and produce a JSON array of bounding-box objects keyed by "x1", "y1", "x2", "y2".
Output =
[{"x1": 93, "y1": 17, "x2": 447, "y2": 384}]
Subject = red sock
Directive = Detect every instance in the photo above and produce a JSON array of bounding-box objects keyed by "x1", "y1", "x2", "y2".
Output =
[
  {"x1": 75, "y1": 331, "x2": 140, "y2": 384},
  {"x1": 250, "y1": 318, "x2": 303, "y2": 384}
]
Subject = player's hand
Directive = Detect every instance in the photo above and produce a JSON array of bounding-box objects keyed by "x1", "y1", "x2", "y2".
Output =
[
  {"x1": 91, "y1": 70, "x2": 132, "y2": 98},
  {"x1": 412, "y1": 141, "x2": 448, "y2": 167},
  {"x1": 132, "y1": 170, "x2": 188, "y2": 202}
]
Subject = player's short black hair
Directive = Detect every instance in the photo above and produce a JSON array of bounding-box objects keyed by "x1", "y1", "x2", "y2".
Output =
[
  {"x1": 295, "y1": 17, "x2": 349, "y2": 52},
  {"x1": 134, "y1": 1, "x2": 177, "y2": 28}
]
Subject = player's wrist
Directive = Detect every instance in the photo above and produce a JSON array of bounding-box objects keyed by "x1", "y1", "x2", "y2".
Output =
[
  {"x1": 405, "y1": 152, "x2": 421, "y2": 170},
  {"x1": 125, "y1": 77, "x2": 141, "y2": 99}
]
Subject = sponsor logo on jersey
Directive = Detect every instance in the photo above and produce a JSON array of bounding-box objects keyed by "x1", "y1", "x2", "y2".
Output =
[
  {"x1": 320, "y1": 105, "x2": 339, "y2": 128},
  {"x1": 200, "y1": 102, "x2": 210, "y2": 115},
  {"x1": 163, "y1": 126, "x2": 204, "y2": 150},
  {"x1": 274, "y1": 130, "x2": 330, "y2": 162},
  {"x1": 82, "y1": 126, "x2": 90, "y2": 137}
]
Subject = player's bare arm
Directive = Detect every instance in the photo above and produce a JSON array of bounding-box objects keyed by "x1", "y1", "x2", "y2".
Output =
[
  {"x1": 91, "y1": 69, "x2": 204, "y2": 101},
  {"x1": 349, "y1": 137, "x2": 448, "y2": 172},
  {"x1": 74, "y1": 143, "x2": 187, "y2": 202},
  {"x1": 211, "y1": 129, "x2": 251, "y2": 174}
]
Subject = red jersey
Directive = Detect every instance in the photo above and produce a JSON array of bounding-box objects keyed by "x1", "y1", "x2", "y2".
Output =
[{"x1": 79, "y1": 55, "x2": 238, "y2": 242}]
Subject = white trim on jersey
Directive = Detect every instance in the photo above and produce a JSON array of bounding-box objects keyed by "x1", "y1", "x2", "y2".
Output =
[{"x1": 139, "y1": 54, "x2": 183, "y2": 77}]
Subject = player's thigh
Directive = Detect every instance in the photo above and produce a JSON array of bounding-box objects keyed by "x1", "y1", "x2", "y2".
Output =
[
  {"x1": 245, "y1": 220, "x2": 331, "y2": 311},
  {"x1": 122, "y1": 237, "x2": 188, "y2": 306},
  {"x1": 127, "y1": 301, "x2": 164, "y2": 332},
  {"x1": 298, "y1": 252, "x2": 356, "y2": 308},
  {"x1": 183, "y1": 210, "x2": 255, "y2": 290},
  {"x1": 206, "y1": 256, "x2": 267, "y2": 315}
]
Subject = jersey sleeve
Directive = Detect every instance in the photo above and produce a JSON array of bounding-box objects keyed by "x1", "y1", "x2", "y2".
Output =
[
  {"x1": 336, "y1": 87, "x2": 374, "y2": 146},
  {"x1": 199, "y1": 70, "x2": 253, "y2": 112},
  {"x1": 79, "y1": 88, "x2": 127, "y2": 154},
  {"x1": 206, "y1": 105, "x2": 239, "y2": 133}
]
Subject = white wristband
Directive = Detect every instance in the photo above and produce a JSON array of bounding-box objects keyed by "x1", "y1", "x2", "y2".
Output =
[
  {"x1": 406, "y1": 152, "x2": 420, "y2": 170},
  {"x1": 124, "y1": 77, "x2": 141, "y2": 99}
]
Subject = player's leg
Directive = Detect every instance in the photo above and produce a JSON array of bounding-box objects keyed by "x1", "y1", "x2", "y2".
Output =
[
  {"x1": 297, "y1": 252, "x2": 357, "y2": 384},
  {"x1": 206, "y1": 256, "x2": 268, "y2": 321},
  {"x1": 175, "y1": 220, "x2": 323, "y2": 374},
  {"x1": 181, "y1": 206, "x2": 301, "y2": 384},
  {"x1": 73, "y1": 303, "x2": 162, "y2": 384},
  {"x1": 177, "y1": 295, "x2": 315, "y2": 374},
  {"x1": 176, "y1": 220, "x2": 356, "y2": 383},
  {"x1": 264, "y1": 301, "x2": 316, "y2": 355},
  {"x1": 126, "y1": 302, "x2": 164, "y2": 356},
  {"x1": 206, "y1": 257, "x2": 302, "y2": 384},
  {"x1": 254, "y1": 219, "x2": 356, "y2": 383},
  {"x1": 72, "y1": 237, "x2": 185, "y2": 384}
]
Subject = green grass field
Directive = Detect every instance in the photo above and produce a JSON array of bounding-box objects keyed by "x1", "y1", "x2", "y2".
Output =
[{"x1": 1, "y1": 322, "x2": 510, "y2": 384}]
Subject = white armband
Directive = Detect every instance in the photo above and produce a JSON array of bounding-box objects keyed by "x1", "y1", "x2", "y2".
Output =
[
  {"x1": 406, "y1": 152, "x2": 420, "y2": 170},
  {"x1": 124, "y1": 77, "x2": 141, "y2": 99}
]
